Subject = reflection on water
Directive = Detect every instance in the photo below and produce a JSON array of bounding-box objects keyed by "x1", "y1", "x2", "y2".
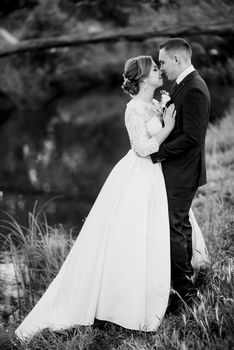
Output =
[
  {"x1": 0, "y1": 89, "x2": 130, "y2": 237},
  {"x1": 0, "y1": 252, "x2": 18, "y2": 299},
  {"x1": 0, "y1": 191, "x2": 91, "y2": 239},
  {"x1": 0, "y1": 86, "x2": 233, "y2": 239},
  {"x1": 0, "y1": 252, "x2": 20, "y2": 319}
]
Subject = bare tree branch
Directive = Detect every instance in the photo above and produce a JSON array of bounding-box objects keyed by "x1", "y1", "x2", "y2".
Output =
[
  {"x1": 0, "y1": 28, "x2": 19, "y2": 45},
  {"x1": 0, "y1": 22, "x2": 233, "y2": 58}
]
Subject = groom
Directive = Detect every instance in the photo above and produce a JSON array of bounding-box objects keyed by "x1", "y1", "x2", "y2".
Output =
[{"x1": 151, "y1": 38, "x2": 210, "y2": 311}]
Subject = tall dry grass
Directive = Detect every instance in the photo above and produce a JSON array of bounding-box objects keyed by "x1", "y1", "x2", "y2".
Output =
[{"x1": 0, "y1": 202, "x2": 75, "y2": 319}]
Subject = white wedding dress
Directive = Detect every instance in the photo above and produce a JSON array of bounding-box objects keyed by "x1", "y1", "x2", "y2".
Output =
[{"x1": 15, "y1": 99, "x2": 209, "y2": 340}]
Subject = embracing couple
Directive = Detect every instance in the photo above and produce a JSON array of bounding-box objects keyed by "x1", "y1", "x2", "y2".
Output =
[{"x1": 16, "y1": 38, "x2": 210, "y2": 340}]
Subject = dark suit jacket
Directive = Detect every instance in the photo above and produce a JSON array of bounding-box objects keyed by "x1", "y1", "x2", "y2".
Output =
[{"x1": 151, "y1": 70, "x2": 210, "y2": 188}]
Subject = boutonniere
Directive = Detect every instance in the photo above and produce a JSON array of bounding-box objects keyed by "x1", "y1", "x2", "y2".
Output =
[{"x1": 160, "y1": 90, "x2": 171, "y2": 109}]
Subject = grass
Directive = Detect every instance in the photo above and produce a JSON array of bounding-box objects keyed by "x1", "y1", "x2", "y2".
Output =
[
  {"x1": 0, "y1": 110, "x2": 234, "y2": 349},
  {"x1": 0, "y1": 203, "x2": 75, "y2": 320}
]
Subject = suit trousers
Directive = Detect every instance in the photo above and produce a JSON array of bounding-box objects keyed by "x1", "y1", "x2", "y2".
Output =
[{"x1": 166, "y1": 186, "x2": 197, "y2": 299}]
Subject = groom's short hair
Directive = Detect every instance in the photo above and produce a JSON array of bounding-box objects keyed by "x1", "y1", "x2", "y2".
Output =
[{"x1": 159, "y1": 38, "x2": 192, "y2": 58}]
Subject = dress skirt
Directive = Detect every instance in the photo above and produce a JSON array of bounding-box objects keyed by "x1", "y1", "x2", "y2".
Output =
[{"x1": 15, "y1": 150, "x2": 208, "y2": 340}]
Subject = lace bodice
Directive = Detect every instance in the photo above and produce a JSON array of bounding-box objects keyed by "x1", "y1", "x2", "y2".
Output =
[{"x1": 125, "y1": 98, "x2": 163, "y2": 157}]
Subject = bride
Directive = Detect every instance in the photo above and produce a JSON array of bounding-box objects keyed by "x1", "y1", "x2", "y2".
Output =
[{"x1": 15, "y1": 55, "x2": 208, "y2": 340}]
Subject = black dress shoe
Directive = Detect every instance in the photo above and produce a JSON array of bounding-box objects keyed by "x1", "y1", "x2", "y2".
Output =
[
  {"x1": 165, "y1": 293, "x2": 184, "y2": 316},
  {"x1": 165, "y1": 287, "x2": 199, "y2": 316}
]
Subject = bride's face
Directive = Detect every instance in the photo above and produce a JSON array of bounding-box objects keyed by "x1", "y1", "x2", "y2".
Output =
[{"x1": 145, "y1": 61, "x2": 163, "y2": 88}]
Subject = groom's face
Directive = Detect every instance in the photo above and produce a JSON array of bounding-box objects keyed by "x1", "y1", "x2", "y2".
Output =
[{"x1": 159, "y1": 48, "x2": 178, "y2": 81}]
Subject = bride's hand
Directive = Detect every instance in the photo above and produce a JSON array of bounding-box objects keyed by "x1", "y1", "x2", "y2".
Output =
[{"x1": 163, "y1": 104, "x2": 176, "y2": 130}]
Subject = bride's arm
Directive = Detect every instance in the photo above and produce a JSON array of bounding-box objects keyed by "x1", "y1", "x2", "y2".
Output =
[{"x1": 125, "y1": 105, "x2": 175, "y2": 157}]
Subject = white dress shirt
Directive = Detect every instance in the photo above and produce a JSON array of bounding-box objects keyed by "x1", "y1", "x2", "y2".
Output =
[{"x1": 176, "y1": 65, "x2": 195, "y2": 85}]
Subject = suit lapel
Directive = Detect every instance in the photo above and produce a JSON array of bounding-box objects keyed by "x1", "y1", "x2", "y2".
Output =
[{"x1": 171, "y1": 70, "x2": 198, "y2": 100}]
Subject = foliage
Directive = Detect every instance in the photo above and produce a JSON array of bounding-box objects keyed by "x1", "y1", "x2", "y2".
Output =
[
  {"x1": 0, "y1": 0, "x2": 234, "y2": 109},
  {"x1": 23, "y1": 0, "x2": 68, "y2": 39},
  {"x1": 64, "y1": 0, "x2": 132, "y2": 26},
  {"x1": 0, "y1": 54, "x2": 54, "y2": 107},
  {"x1": 0, "y1": 0, "x2": 37, "y2": 15}
]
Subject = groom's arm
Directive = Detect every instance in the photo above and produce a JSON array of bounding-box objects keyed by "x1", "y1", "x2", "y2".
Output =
[{"x1": 151, "y1": 88, "x2": 209, "y2": 163}]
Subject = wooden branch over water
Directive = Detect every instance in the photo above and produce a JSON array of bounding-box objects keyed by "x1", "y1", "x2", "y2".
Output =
[{"x1": 0, "y1": 22, "x2": 233, "y2": 58}]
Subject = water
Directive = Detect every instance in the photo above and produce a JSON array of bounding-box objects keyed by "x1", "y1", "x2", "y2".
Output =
[
  {"x1": 0, "y1": 89, "x2": 129, "y2": 238},
  {"x1": 0, "y1": 85, "x2": 233, "y2": 237},
  {"x1": 0, "y1": 252, "x2": 17, "y2": 299},
  {"x1": 0, "y1": 252, "x2": 19, "y2": 321}
]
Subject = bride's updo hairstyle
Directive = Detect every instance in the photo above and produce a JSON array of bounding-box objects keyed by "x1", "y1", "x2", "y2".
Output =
[{"x1": 122, "y1": 56, "x2": 153, "y2": 96}]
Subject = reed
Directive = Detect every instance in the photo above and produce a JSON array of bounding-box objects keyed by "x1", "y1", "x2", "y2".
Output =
[{"x1": 0, "y1": 202, "x2": 74, "y2": 318}]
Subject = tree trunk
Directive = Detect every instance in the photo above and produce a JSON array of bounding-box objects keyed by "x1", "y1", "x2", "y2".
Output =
[{"x1": 0, "y1": 21, "x2": 233, "y2": 58}]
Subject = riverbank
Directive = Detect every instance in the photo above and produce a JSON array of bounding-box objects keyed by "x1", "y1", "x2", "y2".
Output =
[{"x1": 0, "y1": 108, "x2": 234, "y2": 349}]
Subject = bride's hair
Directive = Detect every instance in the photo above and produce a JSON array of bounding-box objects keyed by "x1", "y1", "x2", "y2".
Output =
[{"x1": 121, "y1": 56, "x2": 153, "y2": 96}]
